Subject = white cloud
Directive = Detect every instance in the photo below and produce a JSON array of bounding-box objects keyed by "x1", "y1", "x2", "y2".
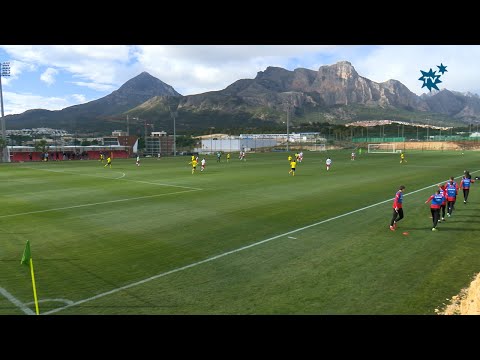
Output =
[
  {"x1": 40, "y1": 67, "x2": 59, "y2": 85},
  {"x1": 1, "y1": 45, "x2": 133, "y2": 86},
  {"x1": 3, "y1": 91, "x2": 77, "y2": 115},
  {"x1": 2, "y1": 45, "x2": 480, "y2": 115},
  {"x1": 71, "y1": 81, "x2": 115, "y2": 92},
  {"x1": 134, "y1": 45, "x2": 340, "y2": 95},
  {"x1": 71, "y1": 94, "x2": 87, "y2": 103},
  {"x1": 351, "y1": 45, "x2": 480, "y2": 96}
]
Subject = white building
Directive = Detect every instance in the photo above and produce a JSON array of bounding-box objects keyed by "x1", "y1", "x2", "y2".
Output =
[{"x1": 195, "y1": 138, "x2": 277, "y2": 154}]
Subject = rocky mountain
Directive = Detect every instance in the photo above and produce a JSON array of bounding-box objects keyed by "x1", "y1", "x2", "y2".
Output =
[
  {"x1": 128, "y1": 61, "x2": 467, "y2": 131},
  {"x1": 5, "y1": 72, "x2": 181, "y2": 132},
  {"x1": 4, "y1": 62, "x2": 480, "y2": 134},
  {"x1": 422, "y1": 89, "x2": 480, "y2": 122},
  {"x1": 178, "y1": 62, "x2": 428, "y2": 112}
]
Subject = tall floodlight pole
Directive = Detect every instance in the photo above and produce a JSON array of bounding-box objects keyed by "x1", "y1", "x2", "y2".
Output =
[
  {"x1": 170, "y1": 109, "x2": 177, "y2": 156},
  {"x1": 426, "y1": 118, "x2": 429, "y2": 141},
  {"x1": 210, "y1": 127, "x2": 215, "y2": 154},
  {"x1": 1, "y1": 62, "x2": 11, "y2": 162},
  {"x1": 286, "y1": 102, "x2": 290, "y2": 152},
  {"x1": 131, "y1": 116, "x2": 144, "y2": 152},
  {"x1": 168, "y1": 101, "x2": 179, "y2": 157}
]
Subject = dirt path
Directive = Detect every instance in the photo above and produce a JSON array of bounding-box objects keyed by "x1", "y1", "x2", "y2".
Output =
[{"x1": 437, "y1": 272, "x2": 480, "y2": 315}]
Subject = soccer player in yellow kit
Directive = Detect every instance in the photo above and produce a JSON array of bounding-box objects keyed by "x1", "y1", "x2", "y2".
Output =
[
  {"x1": 289, "y1": 159, "x2": 296, "y2": 176},
  {"x1": 104, "y1": 156, "x2": 112, "y2": 168},
  {"x1": 288, "y1": 155, "x2": 292, "y2": 162},
  {"x1": 189, "y1": 158, "x2": 198, "y2": 174},
  {"x1": 227, "y1": 153, "x2": 230, "y2": 163}
]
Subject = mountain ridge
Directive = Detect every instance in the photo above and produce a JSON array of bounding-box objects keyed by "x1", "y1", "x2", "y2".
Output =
[{"x1": 4, "y1": 62, "x2": 480, "y2": 134}]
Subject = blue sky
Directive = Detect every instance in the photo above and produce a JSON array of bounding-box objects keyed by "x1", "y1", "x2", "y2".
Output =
[{"x1": 1, "y1": 45, "x2": 480, "y2": 116}]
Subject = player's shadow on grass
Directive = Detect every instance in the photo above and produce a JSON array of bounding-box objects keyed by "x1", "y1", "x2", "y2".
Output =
[
  {"x1": 407, "y1": 227, "x2": 477, "y2": 232},
  {"x1": 443, "y1": 219, "x2": 477, "y2": 224},
  {"x1": 433, "y1": 226, "x2": 479, "y2": 231}
]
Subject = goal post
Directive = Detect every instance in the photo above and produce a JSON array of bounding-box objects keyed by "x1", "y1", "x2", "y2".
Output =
[{"x1": 367, "y1": 143, "x2": 398, "y2": 153}]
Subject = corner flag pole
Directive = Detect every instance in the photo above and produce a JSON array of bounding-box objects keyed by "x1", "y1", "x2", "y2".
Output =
[
  {"x1": 21, "y1": 240, "x2": 40, "y2": 315},
  {"x1": 29, "y1": 258, "x2": 40, "y2": 315}
]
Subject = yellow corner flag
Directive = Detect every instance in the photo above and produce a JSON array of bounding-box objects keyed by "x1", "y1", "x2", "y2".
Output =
[
  {"x1": 21, "y1": 240, "x2": 31, "y2": 265},
  {"x1": 21, "y1": 240, "x2": 40, "y2": 315}
]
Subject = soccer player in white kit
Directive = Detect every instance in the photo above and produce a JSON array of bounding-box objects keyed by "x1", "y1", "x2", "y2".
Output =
[{"x1": 326, "y1": 157, "x2": 332, "y2": 171}]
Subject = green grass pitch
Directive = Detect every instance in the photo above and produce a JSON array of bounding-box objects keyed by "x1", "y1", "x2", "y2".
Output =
[{"x1": 0, "y1": 149, "x2": 478, "y2": 314}]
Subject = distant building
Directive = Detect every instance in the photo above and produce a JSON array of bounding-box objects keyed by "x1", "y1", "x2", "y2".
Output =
[
  {"x1": 145, "y1": 132, "x2": 174, "y2": 156},
  {"x1": 195, "y1": 137, "x2": 277, "y2": 154},
  {"x1": 104, "y1": 131, "x2": 138, "y2": 156},
  {"x1": 151, "y1": 131, "x2": 167, "y2": 137},
  {"x1": 103, "y1": 137, "x2": 120, "y2": 146},
  {"x1": 112, "y1": 130, "x2": 127, "y2": 137},
  {"x1": 117, "y1": 136, "x2": 139, "y2": 156}
]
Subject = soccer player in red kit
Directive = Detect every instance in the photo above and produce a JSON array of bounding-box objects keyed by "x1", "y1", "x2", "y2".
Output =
[
  {"x1": 460, "y1": 170, "x2": 474, "y2": 204},
  {"x1": 425, "y1": 189, "x2": 444, "y2": 231},
  {"x1": 437, "y1": 184, "x2": 447, "y2": 222},
  {"x1": 445, "y1": 178, "x2": 458, "y2": 217},
  {"x1": 390, "y1": 185, "x2": 405, "y2": 231}
]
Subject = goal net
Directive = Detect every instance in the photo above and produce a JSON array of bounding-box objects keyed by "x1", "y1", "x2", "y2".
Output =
[
  {"x1": 367, "y1": 143, "x2": 398, "y2": 153},
  {"x1": 311, "y1": 143, "x2": 326, "y2": 151}
]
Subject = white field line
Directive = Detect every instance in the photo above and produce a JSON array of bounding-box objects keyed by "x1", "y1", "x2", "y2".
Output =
[
  {"x1": 43, "y1": 172, "x2": 477, "y2": 315},
  {"x1": 26, "y1": 298, "x2": 74, "y2": 305},
  {"x1": 0, "y1": 189, "x2": 199, "y2": 219},
  {"x1": 22, "y1": 167, "x2": 201, "y2": 190},
  {"x1": 0, "y1": 287, "x2": 35, "y2": 315},
  {"x1": 0, "y1": 166, "x2": 202, "y2": 315},
  {"x1": 32, "y1": 167, "x2": 127, "y2": 180}
]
